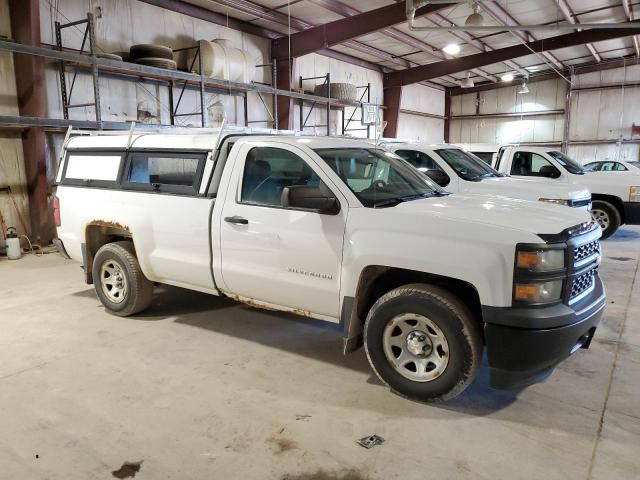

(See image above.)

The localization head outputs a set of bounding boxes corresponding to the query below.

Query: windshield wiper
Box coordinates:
[470,172,495,181]
[372,192,443,208]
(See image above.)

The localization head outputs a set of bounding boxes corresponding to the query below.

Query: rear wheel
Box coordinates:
[591,200,621,239]
[92,241,153,316]
[364,284,483,402]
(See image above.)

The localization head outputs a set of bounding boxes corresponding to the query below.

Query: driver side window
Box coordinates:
[240,147,321,207]
[395,149,450,187]
[511,151,559,177]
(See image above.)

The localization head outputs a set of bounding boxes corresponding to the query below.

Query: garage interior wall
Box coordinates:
[396,83,445,143]
[449,78,566,148]
[0,0,29,247]
[449,65,640,164]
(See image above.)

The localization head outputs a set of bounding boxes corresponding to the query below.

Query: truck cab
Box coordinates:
[54,129,605,402]
[382,143,592,212]
[496,145,640,238]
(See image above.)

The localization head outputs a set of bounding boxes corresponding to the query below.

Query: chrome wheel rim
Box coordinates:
[100,259,127,304]
[591,209,610,230]
[382,313,449,383]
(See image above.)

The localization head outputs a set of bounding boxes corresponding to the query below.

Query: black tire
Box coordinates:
[92,241,153,317]
[96,53,123,61]
[129,44,174,60]
[364,284,483,402]
[591,200,621,239]
[313,82,357,101]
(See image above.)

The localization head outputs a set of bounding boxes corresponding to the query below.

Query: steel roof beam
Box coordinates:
[555,0,601,62]
[308,0,497,83]
[479,1,564,70]
[385,21,640,87]
[622,0,640,57]
[271,2,455,60]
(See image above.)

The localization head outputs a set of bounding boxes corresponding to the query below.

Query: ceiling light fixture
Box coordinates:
[465,2,484,27]
[443,43,461,56]
[461,72,474,88]
[501,73,515,82]
[518,79,530,94]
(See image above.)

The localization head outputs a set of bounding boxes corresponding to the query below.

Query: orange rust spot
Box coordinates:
[220,289,311,317]
[87,220,131,233]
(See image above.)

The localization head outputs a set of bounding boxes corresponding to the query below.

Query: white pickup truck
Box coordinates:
[54,129,605,402]
[381,143,592,212]
[495,146,640,238]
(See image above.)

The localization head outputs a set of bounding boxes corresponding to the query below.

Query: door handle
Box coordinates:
[224,215,249,225]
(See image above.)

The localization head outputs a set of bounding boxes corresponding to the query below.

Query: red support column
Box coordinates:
[383,82,402,138]
[275,58,294,131]
[9,0,52,244]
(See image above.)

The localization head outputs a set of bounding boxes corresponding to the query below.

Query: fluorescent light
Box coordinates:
[443,43,461,55]
[501,73,515,82]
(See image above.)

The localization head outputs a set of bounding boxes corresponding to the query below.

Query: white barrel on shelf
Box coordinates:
[191,39,255,83]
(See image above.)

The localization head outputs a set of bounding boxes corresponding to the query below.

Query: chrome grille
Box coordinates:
[574,240,600,264]
[571,270,595,300]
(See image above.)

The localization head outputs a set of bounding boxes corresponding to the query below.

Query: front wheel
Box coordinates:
[364,284,483,402]
[92,241,153,316]
[591,200,621,239]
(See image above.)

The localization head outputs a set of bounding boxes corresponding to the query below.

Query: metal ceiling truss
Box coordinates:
[384,20,640,87]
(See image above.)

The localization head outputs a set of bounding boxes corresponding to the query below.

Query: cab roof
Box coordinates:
[65,131,380,152]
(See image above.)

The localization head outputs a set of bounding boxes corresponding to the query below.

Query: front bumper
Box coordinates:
[623,201,640,224]
[482,276,605,389]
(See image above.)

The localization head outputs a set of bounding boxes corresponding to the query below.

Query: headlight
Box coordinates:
[629,186,640,202]
[516,248,565,273]
[539,198,571,206]
[514,280,564,303]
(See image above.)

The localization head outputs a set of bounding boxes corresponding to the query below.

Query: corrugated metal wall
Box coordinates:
[295,53,384,137]
[450,79,566,146]
[450,67,640,164]
[0,0,30,247]
[396,83,445,143]
[567,64,640,164]
[41,0,272,128]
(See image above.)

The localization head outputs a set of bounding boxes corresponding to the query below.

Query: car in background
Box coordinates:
[382,142,592,213]
[584,159,640,172]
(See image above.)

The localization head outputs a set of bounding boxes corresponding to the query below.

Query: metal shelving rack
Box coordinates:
[54,13,101,128]
[0,14,375,133]
[298,73,373,137]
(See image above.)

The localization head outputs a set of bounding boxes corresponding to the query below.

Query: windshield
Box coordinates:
[547,151,586,174]
[314,148,444,208]
[628,161,640,170]
[435,148,501,181]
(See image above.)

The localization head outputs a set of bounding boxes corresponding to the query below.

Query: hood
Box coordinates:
[471,176,591,201]
[393,193,592,236]
[584,170,640,181]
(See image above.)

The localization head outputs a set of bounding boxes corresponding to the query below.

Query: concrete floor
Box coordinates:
[1,229,639,480]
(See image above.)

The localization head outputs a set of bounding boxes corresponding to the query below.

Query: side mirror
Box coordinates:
[282,184,339,214]
[539,165,561,179]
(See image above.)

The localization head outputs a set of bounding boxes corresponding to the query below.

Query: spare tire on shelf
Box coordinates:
[313,82,357,101]
[134,57,177,70]
[129,44,174,61]
[96,53,123,61]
